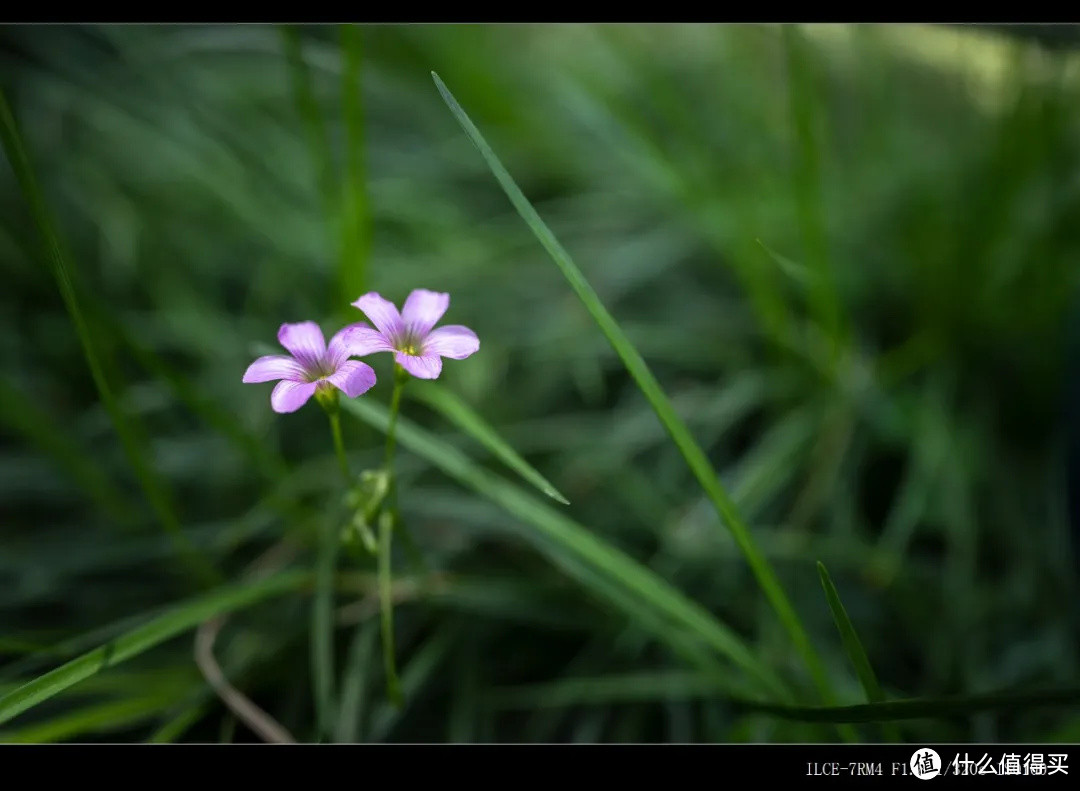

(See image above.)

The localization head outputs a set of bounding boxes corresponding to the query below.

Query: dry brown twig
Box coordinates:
[193,539,301,744]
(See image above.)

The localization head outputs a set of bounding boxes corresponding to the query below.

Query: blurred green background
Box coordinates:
[1,23,1079,743]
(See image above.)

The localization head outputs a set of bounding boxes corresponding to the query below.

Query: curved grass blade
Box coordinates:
[0,87,219,588]
[817,561,901,741]
[341,398,788,701]
[431,72,832,705]
[408,381,569,505]
[0,570,307,726]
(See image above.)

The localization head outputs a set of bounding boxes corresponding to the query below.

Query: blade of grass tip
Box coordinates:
[817,561,901,741]
[0,570,307,726]
[313,509,340,741]
[430,72,832,705]
[341,397,788,702]
[339,22,370,307]
[0,88,219,589]
[756,238,814,291]
[408,381,570,505]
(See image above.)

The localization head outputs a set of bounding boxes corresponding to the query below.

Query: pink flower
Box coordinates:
[343,289,479,379]
[243,321,377,413]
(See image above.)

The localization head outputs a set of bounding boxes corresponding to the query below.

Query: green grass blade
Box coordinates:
[341,397,788,700]
[339,22,370,306]
[367,624,458,742]
[818,561,902,740]
[490,671,730,710]
[378,511,403,708]
[0,87,219,589]
[334,621,378,743]
[312,511,340,740]
[816,562,884,702]
[491,673,1080,724]
[431,72,830,703]
[756,238,814,291]
[0,570,307,726]
[146,699,211,744]
[781,24,846,355]
[0,693,186,743]
[408,381,570,505]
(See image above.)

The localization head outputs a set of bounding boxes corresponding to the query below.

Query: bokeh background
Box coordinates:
[1,23,1079,743]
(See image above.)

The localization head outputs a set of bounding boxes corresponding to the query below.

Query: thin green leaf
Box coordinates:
[818,561,901,740]
[431,72,830,704]
[408,381,569,505]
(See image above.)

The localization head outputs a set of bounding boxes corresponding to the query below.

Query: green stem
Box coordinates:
[383,365,407,471]
[328,408,350,482]
[383,367,429,576]
[375,365,409,707]
[378,511,403,708]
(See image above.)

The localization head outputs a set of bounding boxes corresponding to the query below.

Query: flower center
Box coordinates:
[399,341,422,356]
[304,358,335,383]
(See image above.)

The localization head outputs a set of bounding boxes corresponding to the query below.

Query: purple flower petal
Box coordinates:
[326,323,366,368]
[242,355,306,383]
[424,325,479,360]
[277,322,326,372]
[340,324,396,357]
[396,352,442,380]
[327,360,377,398]
[402,289,450,339]
[351,293,404,342]
[270,379,318,413]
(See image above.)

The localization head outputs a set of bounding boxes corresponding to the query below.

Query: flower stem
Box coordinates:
[328,409,350,482]
[382,365,428,575]
[383,364,407,471]
[378,510,403,708]
[375,365,410,707]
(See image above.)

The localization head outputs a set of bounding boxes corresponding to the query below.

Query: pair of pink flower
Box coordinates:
[243,290,479,413]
